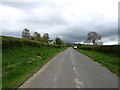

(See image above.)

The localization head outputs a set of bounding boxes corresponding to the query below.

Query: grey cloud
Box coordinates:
[21,15,68,26]
[1,2,44,9]
[2,30,21,38]
[50,20,118,43]
[1,2,56,12]
[1,1,118,45]
[109,36,117,41]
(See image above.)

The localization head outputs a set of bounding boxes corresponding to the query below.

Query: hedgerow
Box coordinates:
[77,45,120,55]
[2,36,59,49]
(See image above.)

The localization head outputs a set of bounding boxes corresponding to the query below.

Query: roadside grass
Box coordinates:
[77,49,119,76]
[2,45,67,88]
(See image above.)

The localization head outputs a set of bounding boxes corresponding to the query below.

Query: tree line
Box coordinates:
[22,28,64,45]
[22,28,103,46]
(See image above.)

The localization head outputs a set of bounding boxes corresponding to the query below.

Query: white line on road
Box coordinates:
[73,67,76,71]
[53,78,57,82]
[74,78,84,88]
[70,49,85,88]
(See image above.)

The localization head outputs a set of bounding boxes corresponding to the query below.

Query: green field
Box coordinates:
[2,36,67,88]
[77,49,119,76]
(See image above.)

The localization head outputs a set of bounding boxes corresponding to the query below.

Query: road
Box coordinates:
[20,47,118,88]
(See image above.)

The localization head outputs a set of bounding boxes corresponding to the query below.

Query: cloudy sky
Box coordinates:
[0,0,119,45]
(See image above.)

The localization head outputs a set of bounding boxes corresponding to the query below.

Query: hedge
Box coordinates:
[78,45,120,56]
[2,36,59,49]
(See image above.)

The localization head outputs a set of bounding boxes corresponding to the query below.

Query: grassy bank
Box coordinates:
[2,36,67,88]
[3,46,66,88]
[77,49,119,76]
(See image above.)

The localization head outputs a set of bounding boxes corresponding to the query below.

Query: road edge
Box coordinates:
[18,48,67,88]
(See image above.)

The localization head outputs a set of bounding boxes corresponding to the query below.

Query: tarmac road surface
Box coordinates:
[19,47,118,88]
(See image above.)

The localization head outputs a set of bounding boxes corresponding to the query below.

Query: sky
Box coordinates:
[0,0,119,45]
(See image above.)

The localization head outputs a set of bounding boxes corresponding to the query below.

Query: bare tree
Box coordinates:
[85,32,103,45]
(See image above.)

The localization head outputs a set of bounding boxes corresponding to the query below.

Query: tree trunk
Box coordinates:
[92,40,96,45]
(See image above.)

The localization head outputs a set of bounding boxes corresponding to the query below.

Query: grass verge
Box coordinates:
[77,49,119,76]
[2,45,67,88]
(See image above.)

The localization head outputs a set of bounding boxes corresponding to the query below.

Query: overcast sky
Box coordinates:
[0,0,119,45]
